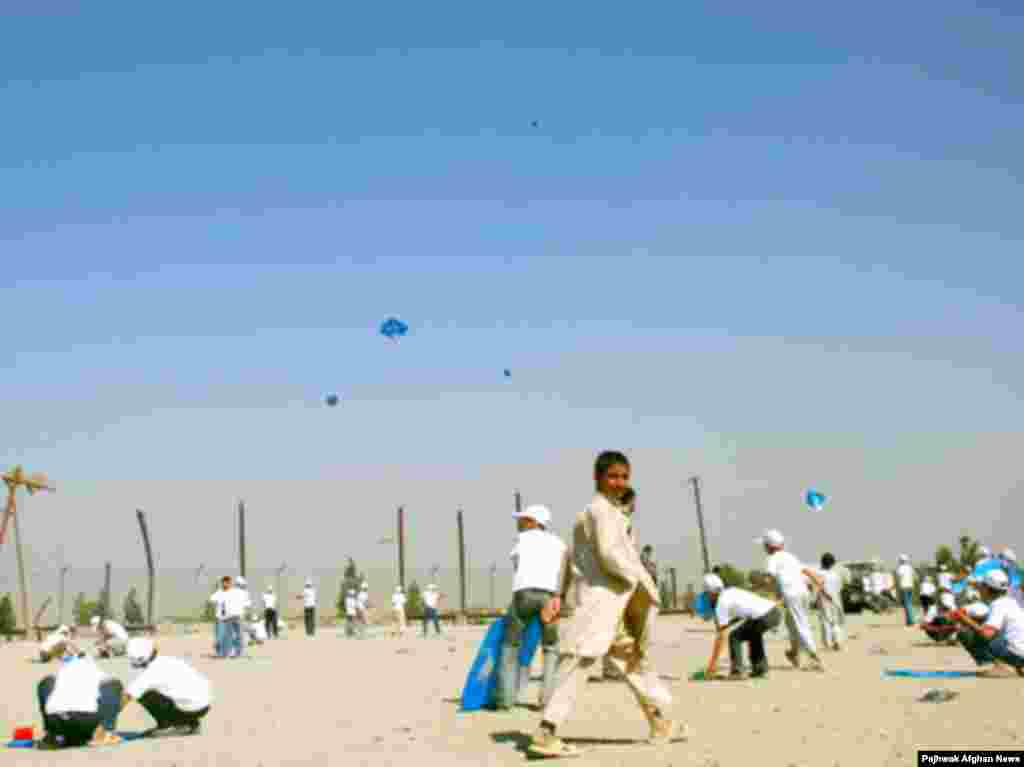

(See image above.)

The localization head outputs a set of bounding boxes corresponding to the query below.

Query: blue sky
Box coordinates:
[2,3,1022,609]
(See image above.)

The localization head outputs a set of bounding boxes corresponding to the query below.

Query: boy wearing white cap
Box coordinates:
[298,579,317,637]
[263,585,278,639]
[948,570,1024,678]
[90,616,129,658]
[702,573,782,678]
[391,586,407,637]
[895,555,917,626]
[756,529,827,671]
[344,589,359,638]
[496,504,568,710]
[122,638,212,736]
[422,583,443,637]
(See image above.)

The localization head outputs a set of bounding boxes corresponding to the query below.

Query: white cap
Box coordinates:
[394,585,403,591]
[1001,548,1017,563]
[979,546,992,558]
[966,603,990,619]
[703,573,725,593]
[514,504,552,528]
[236,576,247,586]
[266,585,274,592]
[983,570,1009,591]
[127,637,155,668]
[754,529,785,547]
[305,579,313,586]
[90,616,101,627]
[939,593,955,610]
[898,554,909,563]
[939,564,948,571]
[427,583,437,590]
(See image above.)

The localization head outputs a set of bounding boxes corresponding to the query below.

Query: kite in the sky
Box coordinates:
[805,490,827,512]
[324,393,340,408]
[503,369,511,378]
[379,317,409,342]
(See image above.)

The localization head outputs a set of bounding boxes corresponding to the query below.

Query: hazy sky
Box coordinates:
[2,3,1022,611]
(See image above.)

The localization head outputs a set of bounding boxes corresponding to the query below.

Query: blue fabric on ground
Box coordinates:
[883,669,977,678]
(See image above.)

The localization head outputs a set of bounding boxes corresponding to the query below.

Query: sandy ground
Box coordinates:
[2,610,1022,766]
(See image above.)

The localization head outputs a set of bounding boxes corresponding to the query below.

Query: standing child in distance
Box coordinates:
[392,586,407,637]
[816,553,844,651]
[496,504,568,711]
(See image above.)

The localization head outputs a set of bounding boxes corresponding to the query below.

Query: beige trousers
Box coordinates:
[393,608,407,635]
[542,648,671,728]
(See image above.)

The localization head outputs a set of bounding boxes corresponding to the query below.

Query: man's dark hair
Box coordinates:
[712,565,722,575]
[821,553,836,570]
[642,545,653,555]
[594,451,630,478]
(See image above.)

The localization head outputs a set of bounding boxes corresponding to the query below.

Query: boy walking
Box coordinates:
[496,504,568,710]
[263,586,278,639]
[422,584,443,637]
[816,553,844,651]
[530,451,682,758]
[391,586,407,637]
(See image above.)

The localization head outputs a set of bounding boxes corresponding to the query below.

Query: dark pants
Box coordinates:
[304,607,316,636]
[265,609,278,638]
[958,629,1024,669]
[422,606,442,636]
[138,690,210,729]
[38,676,123,747]
[900,589,916,626]
[920,595,934,613]
[729,607,782,673]
[503,589,559,649]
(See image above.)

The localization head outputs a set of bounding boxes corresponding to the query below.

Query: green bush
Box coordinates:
[405,581,424,619]
[0,594,16,636]
[123,587,145,625]
[73,592,100,626]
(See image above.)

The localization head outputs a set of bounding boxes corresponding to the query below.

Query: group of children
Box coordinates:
[33,637,212,750]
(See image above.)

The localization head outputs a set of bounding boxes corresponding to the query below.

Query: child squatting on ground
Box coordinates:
[529,451,685,759]
[496,503,568,711]
[702,573,783,678]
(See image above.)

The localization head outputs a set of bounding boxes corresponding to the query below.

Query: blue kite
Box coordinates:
[324,393,340,408]
[379,317,409,342]
[806,489,827,512]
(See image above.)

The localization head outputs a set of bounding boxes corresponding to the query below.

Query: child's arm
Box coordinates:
[590,505,653,593]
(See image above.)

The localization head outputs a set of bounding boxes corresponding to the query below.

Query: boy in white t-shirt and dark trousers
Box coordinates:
[756,529,827,672]
[36,652,123,749]
[422,584,443,637]
[895,555,917,626]
[496,504,568,710]
[949,569,1024,678]
[122,638,213,736]
[701,573,782,678]
[298,579,317,637]
[391,586,407,637]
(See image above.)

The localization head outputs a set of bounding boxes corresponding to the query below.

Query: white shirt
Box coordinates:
[344,595,358,617]
[938,572,953,590]
[249,621,268,641]
[210,588,248,620]
[920,581,937,597]
[870,572,887,595]
[45,656,107,715]
[302,586,317,608]
[511,529,567,594]
[985,595,1024,657]
[714,588,776,626]
[263,592,277,610]
[128,656,212,713]
[358,591,369,610]
[392,592,406,610]
[423,589,440,609]
[765,550,809,599]
[100,620,129,642]
[819,570,843,605]
[896,564,915,590]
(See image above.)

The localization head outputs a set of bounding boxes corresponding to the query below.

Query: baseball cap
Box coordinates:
[90,616,101,627]
[983,570,1009,591]
[754,529,785,547]
[898,554,909,563]
[1001,548,1017,563]
[703,573,725,593]
[939,593,955,610]
[127,637,155,668]
[514,504,552,528]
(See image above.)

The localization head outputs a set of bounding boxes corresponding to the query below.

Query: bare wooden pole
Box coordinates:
[397,506,406,590]
[238,500,247,579]
[12,501,31,632]
[102,562,112,620]
[456,509,467,613]
[690,476,712,574]
[136,510,156,625]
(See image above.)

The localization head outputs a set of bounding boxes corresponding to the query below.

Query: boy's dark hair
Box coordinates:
[821,553,836,570]
[594,451,630,478]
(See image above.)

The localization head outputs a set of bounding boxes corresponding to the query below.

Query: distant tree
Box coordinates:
[0,594,15,636]
[658,579,673,609]
[405,581,424,619]
[341,557,364,596]
[123,587,145,626]
[96,584,115,622]
[201,580,218,622]
[959,535,981,572]
[715,563,747,589]
[73,592,99,626]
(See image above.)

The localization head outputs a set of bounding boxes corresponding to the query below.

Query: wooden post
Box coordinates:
[58,565,70,625]
[238,500,247,579]
[397,506,406,590]
[33,597,52,641]
[514,490,522,516]
[12,504,31,632]
[456,509,467,614]
[102,562,112,620]
[136,510,156,625]
[690,477,711,574]
[670,567,679,609]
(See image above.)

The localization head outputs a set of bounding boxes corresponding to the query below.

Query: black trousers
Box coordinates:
[304,607,316,636]
[138,690,210,729]
[37,676,123,747]
[920,595,934,613]
[265,609,278,638]
[729,607,782,671]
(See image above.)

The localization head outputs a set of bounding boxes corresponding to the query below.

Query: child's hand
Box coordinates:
[541,596,561,624]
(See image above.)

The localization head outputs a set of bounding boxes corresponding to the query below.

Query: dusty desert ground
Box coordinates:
[2,610,1022,767]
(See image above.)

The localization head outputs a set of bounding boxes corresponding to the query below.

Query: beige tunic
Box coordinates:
[560,494,660,659]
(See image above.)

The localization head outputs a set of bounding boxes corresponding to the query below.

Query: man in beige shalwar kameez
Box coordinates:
[529,451,686,758]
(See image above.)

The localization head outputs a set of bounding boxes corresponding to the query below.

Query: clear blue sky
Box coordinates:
[2,3,1022,605]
